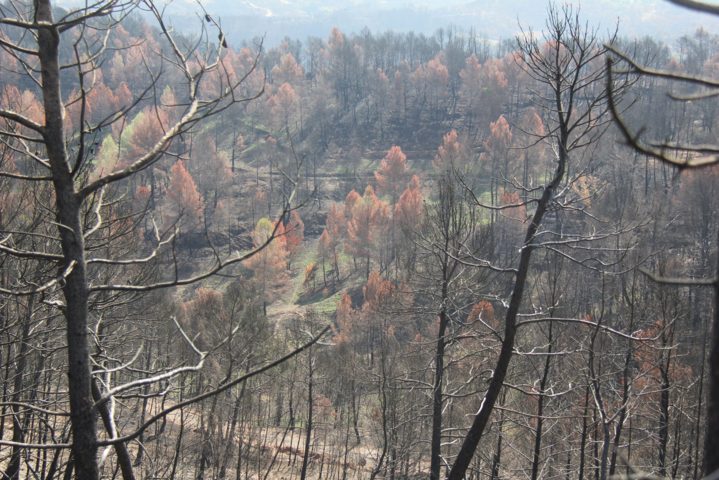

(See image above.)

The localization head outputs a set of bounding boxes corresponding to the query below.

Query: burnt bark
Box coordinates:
[448,146,565,479]
[36,1,98,477]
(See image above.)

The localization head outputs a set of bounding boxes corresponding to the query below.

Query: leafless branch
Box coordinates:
[96,325,331,446]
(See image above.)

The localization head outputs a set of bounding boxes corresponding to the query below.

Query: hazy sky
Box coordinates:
[191,0,719,44]
[56,0,719,45]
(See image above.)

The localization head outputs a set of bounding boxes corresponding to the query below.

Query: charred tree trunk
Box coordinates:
[530,320,553,480]
[91,380,136,480]
[703,263,719,476]
[300,355,315,480]
[37,1,98,477]
[3,296,33,480]
[448,134,567,480]
[430,310,448,480]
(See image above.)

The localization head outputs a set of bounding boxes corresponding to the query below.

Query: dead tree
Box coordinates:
[607,1,719,475]
[0,2,327,479]
[448,4,621,478]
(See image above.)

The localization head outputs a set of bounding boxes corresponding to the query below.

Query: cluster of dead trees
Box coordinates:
[1,0,719,479]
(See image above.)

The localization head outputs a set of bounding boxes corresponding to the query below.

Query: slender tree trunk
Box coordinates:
[4,296,33,480]
[430,310,448,480]
[578,385,590,480]
[0,291,10,442]
[610,280,637,477]
[658,363,670,476]
[351,378,360,445]
[490,404,505,480]
[196,394,220,480]
[448,136,567,480]
[530,320,553,480]
[703,252,719,476]
[62,460,74,480]
[694,310,708,480]
[608,349,631,477]
[262,423,292,480]
[599,422,611,480]
[370,352,390,480]
[219,381,247,478]
[593,414,599,480]
[565,449,572,480]
[134,345,153,467]
[671,411,683,478]
[235,391,251,480]
[37,1,98,477]
[341,404,351,480]
[170,405,185,480]
[91,380,136,480]
[300,356,315,480]
[333,250,341,282]
[626,415,633,478]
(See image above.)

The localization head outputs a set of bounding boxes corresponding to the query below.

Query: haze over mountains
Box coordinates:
[152,0,719,45]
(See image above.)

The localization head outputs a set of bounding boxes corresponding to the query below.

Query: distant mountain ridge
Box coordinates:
[60,0,719,45]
